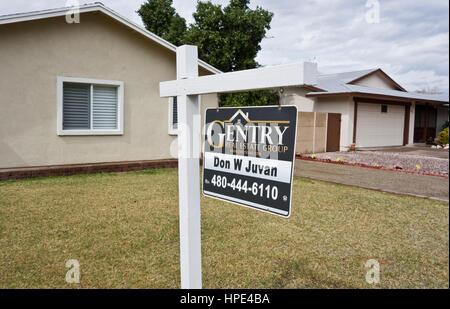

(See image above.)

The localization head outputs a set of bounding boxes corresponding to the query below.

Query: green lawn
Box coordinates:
[0,169,448,289]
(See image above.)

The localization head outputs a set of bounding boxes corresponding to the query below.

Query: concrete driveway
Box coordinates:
[294,159,449,202]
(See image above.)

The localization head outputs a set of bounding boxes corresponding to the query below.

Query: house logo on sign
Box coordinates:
[205,109,291,158]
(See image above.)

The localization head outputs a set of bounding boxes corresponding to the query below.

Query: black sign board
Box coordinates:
[202,106,298,217]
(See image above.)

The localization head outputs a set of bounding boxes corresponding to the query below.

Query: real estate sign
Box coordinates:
[202,106,298,217]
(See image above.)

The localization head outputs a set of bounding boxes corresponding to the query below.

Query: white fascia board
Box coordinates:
[0,3,99,24]
[0,3,222,75]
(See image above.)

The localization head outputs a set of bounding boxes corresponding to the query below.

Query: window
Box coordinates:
[167,96,203,135]
[57,77,124,135]
[168,96,178,135]
[381,105,388,113]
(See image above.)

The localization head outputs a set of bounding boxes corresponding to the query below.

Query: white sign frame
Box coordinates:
[159,45,315,289]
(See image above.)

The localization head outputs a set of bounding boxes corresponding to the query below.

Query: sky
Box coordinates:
[1,0,449,93]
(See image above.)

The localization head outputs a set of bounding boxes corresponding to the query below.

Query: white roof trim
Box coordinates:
[306,86,449,103]
[0,2,222,75]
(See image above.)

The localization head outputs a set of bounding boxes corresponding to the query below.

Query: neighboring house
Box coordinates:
[282,68,449,150]
[0,3,220,170]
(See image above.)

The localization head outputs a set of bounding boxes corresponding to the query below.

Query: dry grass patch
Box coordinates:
[0,169,448,288]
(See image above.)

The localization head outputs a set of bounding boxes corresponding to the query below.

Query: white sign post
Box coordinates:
[160,45,316,289]
[175,46,202,289]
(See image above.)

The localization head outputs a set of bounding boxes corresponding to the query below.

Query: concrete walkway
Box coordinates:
[294,160,449,202]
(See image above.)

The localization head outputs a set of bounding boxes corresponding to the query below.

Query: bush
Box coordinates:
[438,127,449,145]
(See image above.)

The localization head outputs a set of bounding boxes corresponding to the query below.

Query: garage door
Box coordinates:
[356,103,405,147]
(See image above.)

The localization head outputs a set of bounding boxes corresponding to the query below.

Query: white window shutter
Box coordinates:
[63,83,90,130]
[92,86,118,130]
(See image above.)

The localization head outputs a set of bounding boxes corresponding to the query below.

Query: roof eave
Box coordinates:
[305,91,449,104]
[303,85,327,92]
[347,68,407,92]
[0,3,100,25]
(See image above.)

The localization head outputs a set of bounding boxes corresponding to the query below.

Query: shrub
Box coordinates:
[438,127,449,145]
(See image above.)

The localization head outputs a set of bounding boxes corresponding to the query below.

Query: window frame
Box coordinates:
[168,96,178,136]
[57,76,124,136]
[168,96,203,136]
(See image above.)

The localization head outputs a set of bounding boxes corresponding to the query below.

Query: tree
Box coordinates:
[185,0,278,106]
[137,0,187,46]
[138,0,279,106]
[416,86,443,95]
[185,0,273,72]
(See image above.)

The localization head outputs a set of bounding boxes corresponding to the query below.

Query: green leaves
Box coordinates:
[138,0,278,107]
[219,90,280,107]
[137,0,187,46]
[186,0,273,73]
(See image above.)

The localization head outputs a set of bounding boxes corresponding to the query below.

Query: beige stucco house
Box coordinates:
[0,3,220,171]
[281,68,449,151]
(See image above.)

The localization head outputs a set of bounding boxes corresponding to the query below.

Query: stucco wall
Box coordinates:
[0,12,218,169]
[314,97,353,150]
[352,71,402,91]
[281,87,316,111]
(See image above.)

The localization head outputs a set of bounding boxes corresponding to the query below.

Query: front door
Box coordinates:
[326,113,341,152]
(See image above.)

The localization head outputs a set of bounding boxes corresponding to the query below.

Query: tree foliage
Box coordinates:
[218,90,279,107]
[138,0,279,107]
[137,0,187,46]
[185,0,273,72]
